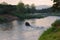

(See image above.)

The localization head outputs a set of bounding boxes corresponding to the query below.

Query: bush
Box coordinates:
[52,20,60,27]
[0,16,7,23]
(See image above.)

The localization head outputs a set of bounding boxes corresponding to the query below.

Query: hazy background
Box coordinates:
[0,0,53,6]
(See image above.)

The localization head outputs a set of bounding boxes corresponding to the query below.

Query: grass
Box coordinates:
[38,20,60,40]
[38,27,60,40]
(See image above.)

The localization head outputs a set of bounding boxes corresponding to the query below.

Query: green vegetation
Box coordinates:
[0,2,36,14]
[0,2,44,23]
[38,20,60,40]
[52,0,60,12]
[53,0,60,8]
[0,0,60,23]
[17,2,25,13]
[0,16,8,23]
[52,20,60,27]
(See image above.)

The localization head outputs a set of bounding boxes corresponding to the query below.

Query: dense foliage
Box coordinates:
[0,2,36,15]
[52,0,60,12]
[0,4,16,15]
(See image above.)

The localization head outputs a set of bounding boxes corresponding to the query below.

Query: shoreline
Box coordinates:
[0,14,43,23]
[0,14,18,23]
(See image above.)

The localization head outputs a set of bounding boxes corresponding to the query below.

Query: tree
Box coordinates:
[0,2,8,5]
[52,0,60,12]
[25,4,31,13]
[52,0,59,3]
[52,0,60,8]
[0,4,16,15]
[30,4,36,13]
[17,2,25,13]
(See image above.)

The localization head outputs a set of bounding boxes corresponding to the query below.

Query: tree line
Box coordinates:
[0,0,60,15]
[0,2,36,15]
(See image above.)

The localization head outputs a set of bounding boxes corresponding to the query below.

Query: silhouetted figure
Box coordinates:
[25,22,31,26]
[25,22,44,30]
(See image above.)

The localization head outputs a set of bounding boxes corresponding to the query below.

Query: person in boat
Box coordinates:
[25,22,31,26]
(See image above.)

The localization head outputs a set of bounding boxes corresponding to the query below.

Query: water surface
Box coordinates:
[0,16,60,40]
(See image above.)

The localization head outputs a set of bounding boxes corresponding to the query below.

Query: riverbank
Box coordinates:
[38,20,60,40]
[16,14,44,19]
[0,14,43,23]
[0,13,60,23]
[0,14,18,23]
[38,27,60,40]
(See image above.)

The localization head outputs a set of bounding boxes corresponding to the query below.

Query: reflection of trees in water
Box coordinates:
[0,22,13,31]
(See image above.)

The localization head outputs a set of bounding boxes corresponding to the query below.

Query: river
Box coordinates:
[0,16,60,40]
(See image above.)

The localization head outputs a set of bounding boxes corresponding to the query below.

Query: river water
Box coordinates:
[0,16,60,40]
